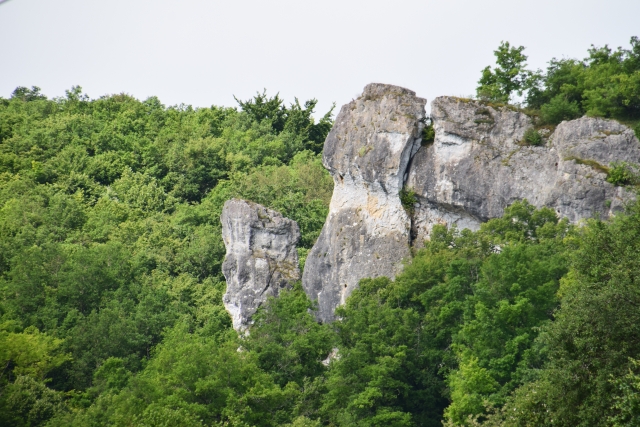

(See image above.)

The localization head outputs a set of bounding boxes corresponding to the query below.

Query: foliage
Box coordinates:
[488,201,640,426]
[608,358,640,427]
[399,188,418,215]
[521,128,543,145]
[321,276,442,427]
[607,161,640,186]
[243,284,335,388]
[445,238,568,424]
[0,324,69,380]
[312,201,571,427]
[0,375,64,427]
[234,90,334,155]
[478,36,640,127]
[3,36,640,425]
[421,121,435,145]
[0,86,334,425]
[477,42,531,103]
[0,323,69,426]
[539,94,582,124]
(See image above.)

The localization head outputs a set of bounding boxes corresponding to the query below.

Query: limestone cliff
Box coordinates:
[407,97,640,245]
[301,83,426,323]
[221,199,300,331]
[302,86,640,323]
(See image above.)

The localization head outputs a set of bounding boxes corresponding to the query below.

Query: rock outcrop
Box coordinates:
[302,86,640,322]
[407,97,640,245]
[221,199,300,331]
[301,83,426,323]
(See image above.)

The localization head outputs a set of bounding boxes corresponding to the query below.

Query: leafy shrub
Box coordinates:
[490,201,640,426]
[399,187,418,215]
[522,128,543,145]
[607,161,640,186]
[422,122,435,145]
[608,359,640,427]
[540,94,582,124]
[479,37,640,135]
[476,41,529,103]
[0,86,335,424]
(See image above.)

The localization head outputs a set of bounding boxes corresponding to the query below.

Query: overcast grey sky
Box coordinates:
[1,0,639,116]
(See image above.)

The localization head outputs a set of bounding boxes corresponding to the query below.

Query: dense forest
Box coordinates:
[1,37,639,426]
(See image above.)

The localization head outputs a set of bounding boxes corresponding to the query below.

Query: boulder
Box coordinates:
[221,199,300,331]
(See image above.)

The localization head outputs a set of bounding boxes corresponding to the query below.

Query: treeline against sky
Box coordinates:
[477,36,640,137]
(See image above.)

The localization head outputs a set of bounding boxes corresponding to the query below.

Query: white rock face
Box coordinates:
[407,97,640,246]
[221,199,300,331]
[301,83,426,323]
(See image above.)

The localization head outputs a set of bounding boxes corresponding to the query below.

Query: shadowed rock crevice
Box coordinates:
[221,199,300,331]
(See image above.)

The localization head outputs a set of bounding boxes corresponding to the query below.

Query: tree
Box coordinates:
[235,90,288,133]
[244,284,334,388]
[477,41,531,103]
[445,240,568,424]
[0,85,334,423]
[10,86,46,102]
[235,90,334,155]
[0,324,69,427]
[522,36,640,127]
[492,201,640,426]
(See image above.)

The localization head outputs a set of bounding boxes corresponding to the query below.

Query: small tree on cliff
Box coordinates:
[477,41,531,103]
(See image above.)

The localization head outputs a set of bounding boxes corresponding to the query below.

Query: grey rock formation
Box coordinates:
[302,83,426,323]
[407,97,640,245]
[221,199,300,331]
[302,87,640,323]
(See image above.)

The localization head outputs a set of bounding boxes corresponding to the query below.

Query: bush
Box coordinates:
[522,128,543,145]
[422,122,435,145]
[540,95,582,124]
[399,188,418,215]
[607,161,639,186]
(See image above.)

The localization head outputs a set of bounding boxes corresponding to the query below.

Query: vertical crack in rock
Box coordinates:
[406,96,640,246]
[302,83,426,323]
[403,135,422,247]
[221,199,301,332]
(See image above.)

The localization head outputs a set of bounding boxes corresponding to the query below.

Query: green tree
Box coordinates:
[608,359,640,427]
[235,90,334,155]
[321,277,435,427]
[244,284,334,388]
[0,324,69,427]
[477,41,531,103]
[445,239,568,424]
[492,201,640,426]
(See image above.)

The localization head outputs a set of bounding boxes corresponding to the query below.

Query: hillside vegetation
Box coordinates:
[1,37,640,426]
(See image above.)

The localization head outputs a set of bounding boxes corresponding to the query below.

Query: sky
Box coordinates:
[1,0,639,117]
